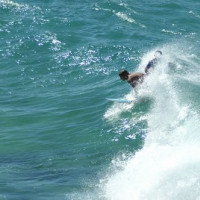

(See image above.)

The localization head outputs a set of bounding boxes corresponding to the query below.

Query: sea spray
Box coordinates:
[103,43,200,200]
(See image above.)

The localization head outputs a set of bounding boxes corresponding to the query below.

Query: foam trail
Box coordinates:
[104,90,136,120]
[94,4,145,28]
[103,42,200,200]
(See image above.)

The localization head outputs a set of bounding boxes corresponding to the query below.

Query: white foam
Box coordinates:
[162,29,182,35]
[189,10,200,19]
[94,4,145,28]
[0,0,41,11]
[103,42,200,199]
[104,143,200,200]
[115,12,136,23]
[104,90,136,120]
[114,11,145,28]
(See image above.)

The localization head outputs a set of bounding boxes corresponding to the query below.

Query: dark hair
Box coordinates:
[119,70,129,77]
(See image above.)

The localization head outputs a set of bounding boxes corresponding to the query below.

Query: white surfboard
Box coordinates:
[106,98,134,103]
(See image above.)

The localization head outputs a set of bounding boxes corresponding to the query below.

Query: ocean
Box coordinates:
[1,0,200,199]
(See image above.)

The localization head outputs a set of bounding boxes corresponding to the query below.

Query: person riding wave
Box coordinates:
[119,50,162,88]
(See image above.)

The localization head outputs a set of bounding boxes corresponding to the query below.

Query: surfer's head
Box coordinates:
[119,70,129,80]
[154,50,162,58]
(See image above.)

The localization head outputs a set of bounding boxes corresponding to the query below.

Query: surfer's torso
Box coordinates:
[127,72,144,88]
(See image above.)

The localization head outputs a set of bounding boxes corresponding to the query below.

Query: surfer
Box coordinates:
[119,50,162,88]
[118,70,144,88]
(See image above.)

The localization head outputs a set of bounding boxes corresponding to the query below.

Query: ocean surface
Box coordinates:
[1,0,200,199]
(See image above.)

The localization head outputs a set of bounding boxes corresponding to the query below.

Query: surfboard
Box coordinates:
[106,98,134,103]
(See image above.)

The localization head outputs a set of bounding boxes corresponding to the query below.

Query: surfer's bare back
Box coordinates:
[119,70,144,88]
[119,50,162,88]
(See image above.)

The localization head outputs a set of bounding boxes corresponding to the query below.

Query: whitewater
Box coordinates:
[103,43,200,200]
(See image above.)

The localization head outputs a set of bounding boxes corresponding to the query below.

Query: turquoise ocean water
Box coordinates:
[1,0,200,199]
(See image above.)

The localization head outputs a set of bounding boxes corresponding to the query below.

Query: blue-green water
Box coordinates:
[1,0,200,199]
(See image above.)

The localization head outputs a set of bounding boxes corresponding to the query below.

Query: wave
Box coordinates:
[103,42,200,200]
[93,2,145,28]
